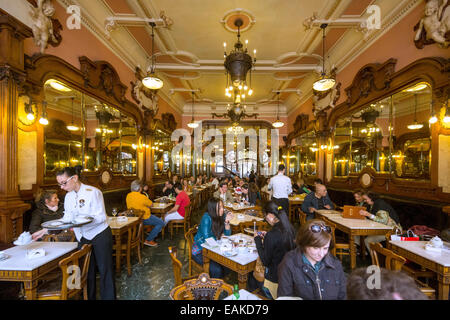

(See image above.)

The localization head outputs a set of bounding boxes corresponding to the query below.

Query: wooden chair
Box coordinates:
[239,219,270,236]
[369,242,436,299]
[36,244,92,300]
[42,229,76,242]
[327,221,350,261]
[298,210,307,226]
[113,219,143,276]
[184,224,203,277]
[168,246,198,287]
[169,272,233,300]
[167,204,191,240]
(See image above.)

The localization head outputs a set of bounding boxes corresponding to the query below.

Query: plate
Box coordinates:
[223,250,238,257]
[48,220,64,227]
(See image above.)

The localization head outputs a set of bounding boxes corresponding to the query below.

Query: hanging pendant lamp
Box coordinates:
[313,24,336,92]
[407,93,424,130]
[272,92,284,128]
[67,97,80,131]
[187,91,199,128]
[142,22,163,90]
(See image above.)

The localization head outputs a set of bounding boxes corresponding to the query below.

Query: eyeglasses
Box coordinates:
[58,175,74,186]
[310,224,331,233]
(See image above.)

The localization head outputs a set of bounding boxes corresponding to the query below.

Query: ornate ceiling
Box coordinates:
[53,0,422,118]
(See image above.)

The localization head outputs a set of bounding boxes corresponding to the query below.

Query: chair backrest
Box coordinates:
[42,230,76,242]
[325,220,338,256]
[123,208,146,218]
[58,244,92,299]
[369,242,406,271]
[239,219,270,234]
[184,224,198,253]
[170,272,233,300]
[128,219,143,248]
[168,246,183,287]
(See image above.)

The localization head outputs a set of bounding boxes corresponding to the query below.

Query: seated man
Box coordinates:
[292,178,311,195]
[164,183,190,225]
[162,180,177,197]
[301,184,334,220]
[126,179,164,247]
[240,183,257,206]
[213,181,235,203]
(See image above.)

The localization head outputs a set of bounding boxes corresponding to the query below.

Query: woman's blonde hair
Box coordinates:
[296,219,334,252]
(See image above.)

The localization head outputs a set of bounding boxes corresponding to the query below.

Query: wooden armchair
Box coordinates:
[168,246,198,287]
[369,242,435,299]
[327,221,350,261]
[167,203,191,240]
[42,229,76,242]
[184,225,203,277]
[239,220,270,236]
[113,219,143,276]
[169,272,233,300]
[36,244,92,300]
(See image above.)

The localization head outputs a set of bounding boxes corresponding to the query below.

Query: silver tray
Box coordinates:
[41,216,94,230]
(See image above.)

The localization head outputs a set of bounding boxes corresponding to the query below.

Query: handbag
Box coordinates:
[253,257,265,282]
[390,229,419,241]
[191,242,202,256]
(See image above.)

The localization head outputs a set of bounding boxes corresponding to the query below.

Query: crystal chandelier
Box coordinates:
[223,18,256,104]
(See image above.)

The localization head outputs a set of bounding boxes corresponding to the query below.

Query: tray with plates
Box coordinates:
[41,215,94,230]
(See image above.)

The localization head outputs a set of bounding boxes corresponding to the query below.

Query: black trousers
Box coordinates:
[78,226,116,300]
[272,197,289,216]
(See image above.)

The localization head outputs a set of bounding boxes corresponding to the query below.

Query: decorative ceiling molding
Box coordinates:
[104,12,172,39]
[220,8,256,33]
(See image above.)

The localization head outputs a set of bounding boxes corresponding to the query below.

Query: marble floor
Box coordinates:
[0,204,373,300]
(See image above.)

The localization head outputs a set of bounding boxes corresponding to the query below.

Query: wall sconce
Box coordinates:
[39,101,49,125]
[24,100,36,122]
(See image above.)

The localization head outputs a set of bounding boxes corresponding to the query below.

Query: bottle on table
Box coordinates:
[232,284,240,300]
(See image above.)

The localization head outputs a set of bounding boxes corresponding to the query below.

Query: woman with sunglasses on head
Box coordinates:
[191,197,234,278]
[277,219,346,300]
[56,166,115,300]
[251,202,296,299]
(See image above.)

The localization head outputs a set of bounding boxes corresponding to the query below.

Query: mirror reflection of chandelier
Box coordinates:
[223,18,256,104]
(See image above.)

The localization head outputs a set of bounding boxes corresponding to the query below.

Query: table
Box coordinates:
[108,216,140,274]
[315,211,393,269]
[201,233,258,290]
[150,202,174,216]
[0,242,78,299]
[288,195,305,222]
[389,241,450,300]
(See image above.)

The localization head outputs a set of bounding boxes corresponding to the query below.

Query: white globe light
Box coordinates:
[142,75,163,90]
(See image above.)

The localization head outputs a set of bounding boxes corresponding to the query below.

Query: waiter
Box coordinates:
[268,164,292,215]
[56,166,115,300]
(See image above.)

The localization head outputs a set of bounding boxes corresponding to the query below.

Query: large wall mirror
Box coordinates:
[43,79,138,179]
[294,131,318,177]
[152,129,172,177]
[332,81,432,180]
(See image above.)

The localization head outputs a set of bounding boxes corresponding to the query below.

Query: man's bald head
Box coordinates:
[315,184,327,197]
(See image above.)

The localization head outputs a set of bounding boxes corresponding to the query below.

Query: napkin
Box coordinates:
[117,216,128,223]
[205,237,219,248]
[16,231,32,245]
[26,248,46,259]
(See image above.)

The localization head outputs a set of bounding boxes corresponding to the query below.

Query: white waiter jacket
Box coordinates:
[63,183,109,241]
[268,173,292,199]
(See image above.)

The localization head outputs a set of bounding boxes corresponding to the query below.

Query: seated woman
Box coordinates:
[30,189,65,240]
[358,192,403,252]
[141,182,150,198]
[251,202,296,299]
[192,198,233,278]
[277,219,347,300]
[195,176,203,186]
[240,184,257,206]
[292,178,311,195]
[182,178,192,193]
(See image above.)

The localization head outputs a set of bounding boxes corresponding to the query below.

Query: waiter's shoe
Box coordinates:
[144,240,158,247]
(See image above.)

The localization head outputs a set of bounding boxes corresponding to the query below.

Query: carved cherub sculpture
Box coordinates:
[131,67,159,116]
[30,0,57,53]
[415,0,449,47]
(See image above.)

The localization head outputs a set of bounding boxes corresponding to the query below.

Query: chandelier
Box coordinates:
[223,18,256,104]
[313,23,336,92]
[212,103,257,127]
[142,22,163,90]
[407,93,424,130]
[187,91,199,128]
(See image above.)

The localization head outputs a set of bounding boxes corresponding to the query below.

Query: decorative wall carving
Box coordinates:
[131,67,159,117]
[293,114,309,132]
[344,59,397,107]
[414,0,450,49]
[313,80,341,117]
[161,113,177,132]
[29,0,62,53]
[79,56,127,105]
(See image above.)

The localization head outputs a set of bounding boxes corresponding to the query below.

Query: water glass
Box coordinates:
[112,208,118,217]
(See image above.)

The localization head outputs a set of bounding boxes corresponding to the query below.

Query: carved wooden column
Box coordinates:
[0,12,32,243]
